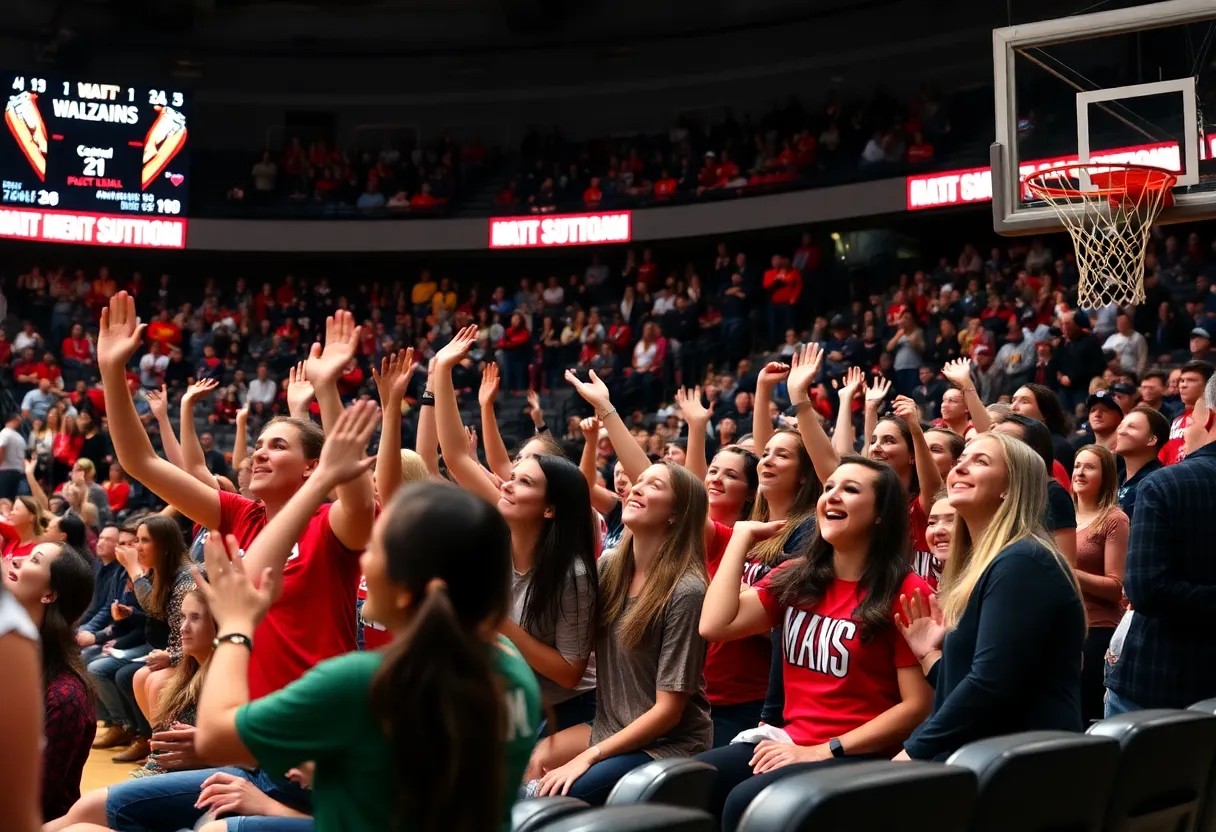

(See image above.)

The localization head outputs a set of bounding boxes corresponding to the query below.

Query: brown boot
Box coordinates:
[92,724,133,749]
[111,736,151,763]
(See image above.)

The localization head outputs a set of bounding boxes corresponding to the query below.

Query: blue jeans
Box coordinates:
[545,690,596,736]
[1104,687,1143,719]
[89,645,151,726]
[117,658,153,736]
[566,751,653,806]
[224,818,314,832]
[106,766,312,832]
[710,700,765,749]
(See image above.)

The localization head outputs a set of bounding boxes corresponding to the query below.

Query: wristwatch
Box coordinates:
[829,738,845,758]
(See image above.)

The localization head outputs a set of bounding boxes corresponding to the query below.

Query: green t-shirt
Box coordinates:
[235,636,541,832]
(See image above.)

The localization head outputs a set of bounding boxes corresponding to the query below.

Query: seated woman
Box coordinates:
[896,432,1086,761]
[697,457,934,831]
[5,541,96,821]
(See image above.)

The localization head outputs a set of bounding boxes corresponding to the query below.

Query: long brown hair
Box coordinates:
[599,461,708,649]
[1072,443,1120,525]
[37,543,95,689]
[154,589,214,727]
[749,429,820,566]
[369,482,512,832]
[138,515,189,618]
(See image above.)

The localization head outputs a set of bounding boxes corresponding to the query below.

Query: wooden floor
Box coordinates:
[81,724,142,794]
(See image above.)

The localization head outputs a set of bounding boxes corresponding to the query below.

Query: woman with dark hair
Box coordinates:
[189,409,540,831]
[46,510,88,552]
[1012,383,1077,479]
[435,327,599,730]
[697,456,933,831]
[98,514,193,763]
[6,540,96,820]
[0,579,41,832]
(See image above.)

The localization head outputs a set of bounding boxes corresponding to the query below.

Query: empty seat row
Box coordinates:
[516,706,1216,832]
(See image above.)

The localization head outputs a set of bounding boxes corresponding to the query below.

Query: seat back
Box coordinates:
[606,758,716,810]
[511,796,589,832]
[736,760,976,832]
[537,804,714,832]
[1188,701,1216,832]
[947,730,1120,832]
[1088,709,1216,832]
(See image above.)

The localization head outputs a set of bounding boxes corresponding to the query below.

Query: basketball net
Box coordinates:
[1023,163,1176,309]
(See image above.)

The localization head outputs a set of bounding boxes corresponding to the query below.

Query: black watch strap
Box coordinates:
[829,737,845,758]
[214,633,253,652]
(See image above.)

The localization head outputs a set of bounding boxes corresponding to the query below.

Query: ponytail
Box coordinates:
[370,581,504,832]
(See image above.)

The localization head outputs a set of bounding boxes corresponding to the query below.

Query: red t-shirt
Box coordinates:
[216,491,361,698]
[703,521,776,707]
[61,337,91,362]
[1051,459,1072,493]
[1160,408,1191,465]
[907,496,940,590]
[755,566,928,750]
[0,522,36,566]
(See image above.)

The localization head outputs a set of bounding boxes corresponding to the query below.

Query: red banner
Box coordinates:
[488,211,632,249]
[0,206,186,248]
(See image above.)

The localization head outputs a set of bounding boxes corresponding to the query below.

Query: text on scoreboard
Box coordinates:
[0,72,189,224]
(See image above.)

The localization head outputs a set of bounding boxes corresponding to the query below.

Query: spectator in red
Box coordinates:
[61,325,93,369]
[410,184,438,208]
[762,255,802,344]
[583,177,603,208]
[209,387,240,425]
[38,354,63,388]
[102,463,130,514]
[497,312,532,395]
[653,170,678,200]
[253,282,275,322]
[637,248,659,291]
[0,330,11,368]
[1159,360,1215,465]
[338,358,364,402]
[276,275,296,307]
[145,310,181,350]
[906,131,934,164]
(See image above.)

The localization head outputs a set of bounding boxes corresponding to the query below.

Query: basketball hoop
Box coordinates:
[1022,162,1176,309]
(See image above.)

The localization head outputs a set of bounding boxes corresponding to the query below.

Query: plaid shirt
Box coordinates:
[1106,442,1216,708]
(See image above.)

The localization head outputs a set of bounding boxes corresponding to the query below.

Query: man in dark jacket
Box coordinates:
[1056,309,1106,415]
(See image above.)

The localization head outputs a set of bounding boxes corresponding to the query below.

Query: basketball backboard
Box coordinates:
[991,0,1216,235]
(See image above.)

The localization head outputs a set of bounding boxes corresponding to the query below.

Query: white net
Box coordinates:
[1023,165,1175,309]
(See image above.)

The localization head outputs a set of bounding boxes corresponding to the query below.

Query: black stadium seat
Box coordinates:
[536,804,715,832]
[1188,700,1216,832]
[1088,709,1216,832]
[511,796,589,832]
[735,760,976,832]
[605,757,716,810]
[946,730,1120,832]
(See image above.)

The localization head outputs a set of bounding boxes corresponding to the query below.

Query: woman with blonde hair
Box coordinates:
[1070,443,1128,723]
[895,432,1085,760]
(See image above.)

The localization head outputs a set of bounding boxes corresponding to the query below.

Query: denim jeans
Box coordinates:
[1104,687,1143,719]
[224,817,314,832]
[565,751,653,806]
[117,657,153,736]
[89,645,151,726]
[709,700,765,749]
[106,766,312,832]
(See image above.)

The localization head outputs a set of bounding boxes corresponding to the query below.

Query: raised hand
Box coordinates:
[314,399,381,488]
[894,588,947,663]
[478,363,501,408]
[564,368,613,416]
[941,357,973,389]
[146,384,170,422]
[97,291,145,372]
[236,402,249,425]
[435,325,478,370]
[579,415,603,440]
[865,376,893,410]
[182,377,219,406]
[305,309,361,387]
[786,343,824,404]
[837,366,865,402]
[757,360,791,388]
[892,395,920,424]
[526,389,544,425]
[287,362,315,415]
[371,347,417,408]
[466,426,479,457]
[195,532,280,633]
[674,386,710,425]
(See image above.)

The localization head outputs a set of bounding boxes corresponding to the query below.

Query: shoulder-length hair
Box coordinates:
[599,461,708,649]
[1072,443,1120,522]
[139,514,189,618]
[766,456,910,641]
[748,429,821,566]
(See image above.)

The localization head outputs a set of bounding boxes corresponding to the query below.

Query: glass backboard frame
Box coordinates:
[991,0,1215,236]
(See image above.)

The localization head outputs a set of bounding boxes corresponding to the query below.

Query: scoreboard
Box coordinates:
[0,72,190,249]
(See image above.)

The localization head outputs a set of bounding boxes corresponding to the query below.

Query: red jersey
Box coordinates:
[907,496,940,590]
[1159,408,1192,465]
[756,567,928,751]
[61,337,91,363]
[216,491,361,698]
[703,521,776,707]
[0,521,36,566]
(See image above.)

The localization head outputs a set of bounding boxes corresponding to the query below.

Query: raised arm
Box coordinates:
[862,376,891,458]
[146,385,185,471]
[179,379,222,489]
[833,367,864,458]
[96,293,221,529]
[786,343,839,483]
[416,358,441,478]
[578,416,620,516]
[303,310,376,551]
[753,361,790,454]
[285,362,314,421]
[699,521,783,642]
[674,386,710,481]
[893,395,943,514]
[478,363,512,482]
[941,358,991,433]
[565,368,651,482]
[526,389,548,435]
[232,403,250,466]
[371,348,416,502]
[433,326,500,505]
[22,458,48,513]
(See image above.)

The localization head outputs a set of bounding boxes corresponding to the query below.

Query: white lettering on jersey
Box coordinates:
[783,606,856,679]
[504,688,531,741]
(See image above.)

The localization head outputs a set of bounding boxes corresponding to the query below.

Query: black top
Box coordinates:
[1051,434,1075,473]
[1116,459,1161,522]
[904,538,1085,761]
[1044,479,1076,532]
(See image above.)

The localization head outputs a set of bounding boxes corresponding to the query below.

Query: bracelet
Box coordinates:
[597,407,617,421]
[214,633,253,652]
[534,422,550,434]
[420,391,435,407]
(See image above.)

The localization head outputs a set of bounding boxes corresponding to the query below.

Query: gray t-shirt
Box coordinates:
[510,561,596,704]
[590,571,713,758]
[0,427,26,471]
